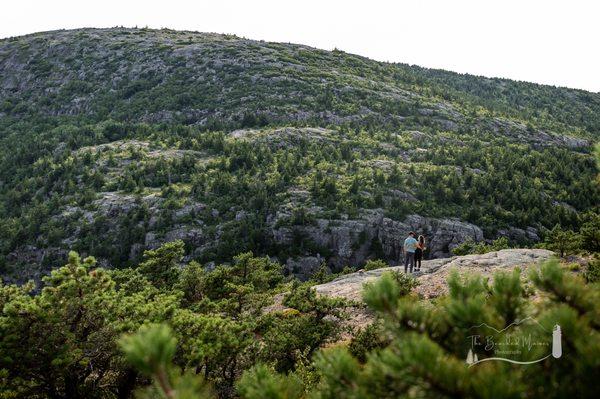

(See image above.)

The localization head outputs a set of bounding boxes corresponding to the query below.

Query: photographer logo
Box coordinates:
[466,317,561,367]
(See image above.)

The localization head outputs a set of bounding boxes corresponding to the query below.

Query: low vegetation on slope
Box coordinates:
[0,244,344,398]
[1,241,598,398]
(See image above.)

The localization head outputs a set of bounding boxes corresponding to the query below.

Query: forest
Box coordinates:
[0,28,599,397]
[1,240,599,398]
[1,29,598,281]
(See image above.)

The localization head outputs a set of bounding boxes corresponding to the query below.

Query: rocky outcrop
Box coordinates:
[378,214,484,259]
[94,192,163,217]
[230,127,339,149]
[313,248,554,301]
[484,117,590,148]
[285,255,327,280]
[5,192,485,283]
[4,246,69,285]
[497,226,540,243]
[271,209,483,274]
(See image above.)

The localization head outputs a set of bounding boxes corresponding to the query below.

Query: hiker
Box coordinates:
[403,231,418,273]
[415,235,425,271]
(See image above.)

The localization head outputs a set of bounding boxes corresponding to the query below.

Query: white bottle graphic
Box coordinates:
[552,325,562,358]
[466,349,474,364]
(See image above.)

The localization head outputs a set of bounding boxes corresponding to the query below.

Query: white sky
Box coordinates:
[1,0,599,92]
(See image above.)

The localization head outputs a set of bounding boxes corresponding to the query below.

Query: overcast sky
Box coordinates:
[2,0,599,92]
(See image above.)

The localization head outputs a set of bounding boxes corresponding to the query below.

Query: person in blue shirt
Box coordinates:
[403,231,418,273]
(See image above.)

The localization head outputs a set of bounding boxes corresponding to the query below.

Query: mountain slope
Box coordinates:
[0,28,598,282]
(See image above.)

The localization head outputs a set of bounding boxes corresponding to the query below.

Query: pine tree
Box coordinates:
[138,240,185,288]
[120,323,213,398]
[238,260,600,398]
[544,224,579,257]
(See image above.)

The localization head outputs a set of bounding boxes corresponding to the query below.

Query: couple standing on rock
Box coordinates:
[403,232,425,273]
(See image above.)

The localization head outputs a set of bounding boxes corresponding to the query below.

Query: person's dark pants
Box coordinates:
[415,249,423,271]
[404,252,415,273]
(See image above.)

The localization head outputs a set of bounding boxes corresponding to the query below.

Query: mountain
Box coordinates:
[0,27,598,282]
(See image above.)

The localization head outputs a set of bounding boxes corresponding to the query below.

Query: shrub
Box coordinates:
[390,270,420,296]
[364,259,388,271]
[348,323,390,363]
[242,259,600,398]
[584,256,600,283]
[452,236,511,256]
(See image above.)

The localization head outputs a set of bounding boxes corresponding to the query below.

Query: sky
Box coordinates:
[1,0,599,92]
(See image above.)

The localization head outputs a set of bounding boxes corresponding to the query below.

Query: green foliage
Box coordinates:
[390,270,420,296]
[451,239,476,256]
[0,252,142,398]
[0,248,343,398]
[139,240,185,288]
[363,271,419,310]
[362,272,402,313]
[348,322,390,363]
[120,323,177,376]
[452,236,511,256]
[237,364,304,399]
[534,216,599,257]
[363,259,388,271]
[309,263,332,284]
[175,261,207,305]
[241,259,600,398]
[579,212,600,252]
[283,282,344,321]
[120,323,213,399]
[1,29,599,284]
[543,224,580,257]
[584,256,600,283]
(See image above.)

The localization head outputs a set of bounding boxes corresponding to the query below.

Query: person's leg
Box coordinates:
[404,252,409,273]
[409,252,415,273]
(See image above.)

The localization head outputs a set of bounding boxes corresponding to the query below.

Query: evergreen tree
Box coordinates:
[120,323,213,399]
[544,224,579,257]
[138,240,185,288]
[238,260,600,398]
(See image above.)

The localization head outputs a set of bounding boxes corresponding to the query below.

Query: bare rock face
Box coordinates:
[497,226,540,243]
[483,117,590,148]
[285,255,326,280]
[4,246,69,285]
[378,214,484,260]
[271,209,484,275]
[93,191,164,218]
[313,248,554,302]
